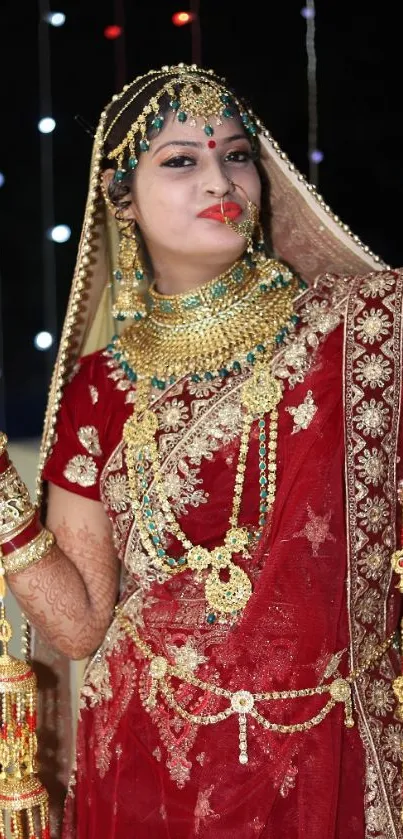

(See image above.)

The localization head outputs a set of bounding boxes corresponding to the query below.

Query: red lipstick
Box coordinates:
[197,201,242,222]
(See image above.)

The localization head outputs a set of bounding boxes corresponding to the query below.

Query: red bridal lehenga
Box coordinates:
[40,269,403,839]
[33,65,403,839]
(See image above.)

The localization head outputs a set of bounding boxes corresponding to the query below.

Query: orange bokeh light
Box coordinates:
[172,11,194,26]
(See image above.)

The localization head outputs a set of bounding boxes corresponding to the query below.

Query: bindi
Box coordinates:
[207,140,216,149]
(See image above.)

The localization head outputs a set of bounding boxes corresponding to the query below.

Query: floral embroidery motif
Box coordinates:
[77,425,102,456]
[357,449,387,487]
[293,505,336,557]
[64,454,98,487]
[158,398,189,432]
[358,543,388,581]
[366,679,395,717]
[364,760,391,835]
[103,473,131,512]
[300,299,340,335]
[382,725,403,762]
[357,496,389,533]
[361,273,395,299]
[355,354,392,389]
[355,589,381,624]
[187,378,222,398]
[353,399,390,438]
[194,785,219,834]
[167,639,208,673]
[286,390,317,433]
[355,308,392,344]
[89,385,99,404]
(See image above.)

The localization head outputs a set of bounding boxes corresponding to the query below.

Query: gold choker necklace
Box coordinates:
[110,256,300,385]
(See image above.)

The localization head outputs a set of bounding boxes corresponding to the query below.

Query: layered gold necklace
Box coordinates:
[107,255,301,621]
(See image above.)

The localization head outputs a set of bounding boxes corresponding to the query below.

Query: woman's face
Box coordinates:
[127,113,261,269]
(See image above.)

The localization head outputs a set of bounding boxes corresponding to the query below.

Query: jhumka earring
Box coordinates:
[112,224,147,321]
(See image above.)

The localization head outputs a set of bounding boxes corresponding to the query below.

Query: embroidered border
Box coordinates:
[344,270,403,838]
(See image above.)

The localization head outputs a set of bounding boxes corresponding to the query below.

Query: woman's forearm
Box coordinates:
[6,520,119,660]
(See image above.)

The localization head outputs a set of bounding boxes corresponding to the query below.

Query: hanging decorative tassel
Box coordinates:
[0,576,50,837]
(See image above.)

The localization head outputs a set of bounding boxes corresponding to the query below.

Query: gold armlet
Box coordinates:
[0,530,55,576]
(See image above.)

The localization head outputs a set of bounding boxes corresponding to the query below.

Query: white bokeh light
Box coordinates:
[48,224,71,243]
[34,331,54,351]
[46,12,66,26]
[0,173,5,188]
[38,117,56,134]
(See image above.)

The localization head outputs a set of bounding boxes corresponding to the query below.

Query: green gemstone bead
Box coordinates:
[114,169,125,182]
[139,139,149,151]
[177,111,187,122]
[128,157,138,170]
[170,99,180,111]
[152,116,164,129]
[246,352,255,364]
[205,371,214,381]
[152,535,160,544]
[218,368,228,378]
[261,490,268,498]
[207,613,216,624]
[259,283,268,292]
[291,314,300,325]
[135,270,144,280]
[204,124,214,136]
[114,269,122,281]
[256,344,265,353]
[232,361,241,372]
[222,107,233,118]
[191,374,201,382]
[259,461,265,470]
[259,476,267,485]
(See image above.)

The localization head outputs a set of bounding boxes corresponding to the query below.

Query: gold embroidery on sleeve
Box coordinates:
[78,425,103,456]
[63,455,98,487]
[89,385,99,404]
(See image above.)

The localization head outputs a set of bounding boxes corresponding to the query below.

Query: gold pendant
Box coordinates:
[124,410,158,450]
[242,368,282,417]
[204,563,252,614]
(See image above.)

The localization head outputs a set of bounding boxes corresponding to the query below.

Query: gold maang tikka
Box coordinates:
[104,67,258,179]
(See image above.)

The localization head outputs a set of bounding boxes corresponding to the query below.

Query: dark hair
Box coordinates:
[102,73,274,261]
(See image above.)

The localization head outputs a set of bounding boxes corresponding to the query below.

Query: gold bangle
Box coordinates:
[2,529,55,576]
[0,466,36,541]
[0,511,37,546]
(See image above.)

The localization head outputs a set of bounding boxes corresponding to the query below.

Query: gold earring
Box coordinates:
[112,224,147,321]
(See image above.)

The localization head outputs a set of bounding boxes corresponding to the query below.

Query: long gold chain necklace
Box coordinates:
[117,257,301,620]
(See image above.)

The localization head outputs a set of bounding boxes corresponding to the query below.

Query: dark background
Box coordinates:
[0,1,402,438]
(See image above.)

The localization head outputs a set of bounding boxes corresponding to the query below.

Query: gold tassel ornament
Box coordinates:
[0,598,50,838]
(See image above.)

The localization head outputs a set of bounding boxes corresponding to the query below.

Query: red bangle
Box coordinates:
[0,514,42,556]
[0,450,10,474]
